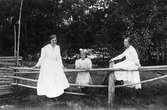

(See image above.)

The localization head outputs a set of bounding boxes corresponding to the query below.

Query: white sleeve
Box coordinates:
[112,50,126,61]
[57,46,64,68]
[87,59,92,69]
[35,47,45,67]
[131,47,141,67]
[75,60,80,69]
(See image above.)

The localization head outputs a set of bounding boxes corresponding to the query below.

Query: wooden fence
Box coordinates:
[0,56,22,96]
[1,65,167,106]
[0,67,14,95]
[0,56,22,66]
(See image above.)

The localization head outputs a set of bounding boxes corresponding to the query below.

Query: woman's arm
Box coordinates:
[87,59,92,69]
[75,60,80,69]
[110,50,126,62]
[131,47,141,67]
[57,46,64,68]
[35,47,45,67]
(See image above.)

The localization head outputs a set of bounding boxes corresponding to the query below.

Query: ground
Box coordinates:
[1,77,167,110]
[0,86,167,110]
[1,62,167,110]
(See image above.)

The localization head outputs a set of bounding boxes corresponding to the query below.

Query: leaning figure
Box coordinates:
[109,37,141,89]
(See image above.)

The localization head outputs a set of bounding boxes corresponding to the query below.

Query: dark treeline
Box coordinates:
[0,0,167,66]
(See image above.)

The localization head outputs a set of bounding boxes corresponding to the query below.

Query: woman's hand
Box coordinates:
[109,61,115,68]
[136,63,141,67]
[109,59,113,63]
[32,65,39,69]
[63,66,66,69]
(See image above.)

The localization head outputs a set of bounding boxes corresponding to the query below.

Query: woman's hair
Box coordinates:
[76,53,80,59]
[124,37,132,44]
[49,34,57,40]
[41,34,58,48]
[79,49,88,58]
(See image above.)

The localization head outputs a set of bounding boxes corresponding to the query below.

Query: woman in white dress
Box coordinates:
[109,37,141,89]
[75,49,93,85]
[34,34,69,98]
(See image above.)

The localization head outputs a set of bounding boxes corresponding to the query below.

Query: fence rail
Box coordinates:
[0,56,22,67]
[10,65,167,72]
[1,65,167,106]
[0,56,22,96]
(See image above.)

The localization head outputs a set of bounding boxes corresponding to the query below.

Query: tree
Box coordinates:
[0,0,167,65]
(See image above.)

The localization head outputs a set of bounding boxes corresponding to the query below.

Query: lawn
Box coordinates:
[0,62,167,110]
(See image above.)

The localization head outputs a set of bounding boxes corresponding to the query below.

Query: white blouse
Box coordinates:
[112,45,140,66]
[75,58,92,69]
[35,44,63,68]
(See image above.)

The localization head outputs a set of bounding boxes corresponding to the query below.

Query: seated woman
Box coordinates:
[75,49,93,93]
[109,37,141,89]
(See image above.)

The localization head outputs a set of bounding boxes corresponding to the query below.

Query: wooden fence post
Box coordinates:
[108,71,115,107]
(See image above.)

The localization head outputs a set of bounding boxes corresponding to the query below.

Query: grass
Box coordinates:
[1,80,167,110]
[1,73,167,110]
[1,62,167,109]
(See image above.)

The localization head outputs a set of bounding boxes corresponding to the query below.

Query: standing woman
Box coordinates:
[75,49,93,85]
[34,34,69,98]
[75,49,93,93]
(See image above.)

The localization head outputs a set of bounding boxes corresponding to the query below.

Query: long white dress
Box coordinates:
[75,58,93,85]
[112,45,141,89]
[35,44,69,98]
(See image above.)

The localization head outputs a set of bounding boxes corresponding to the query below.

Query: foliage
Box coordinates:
[0,0,167,65]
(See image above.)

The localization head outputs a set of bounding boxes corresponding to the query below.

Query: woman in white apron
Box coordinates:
[35,34,69,98]
[75,49,93,93]
[75,49,93,85]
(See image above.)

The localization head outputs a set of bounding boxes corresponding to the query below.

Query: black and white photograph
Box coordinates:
[0,0,167,110]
